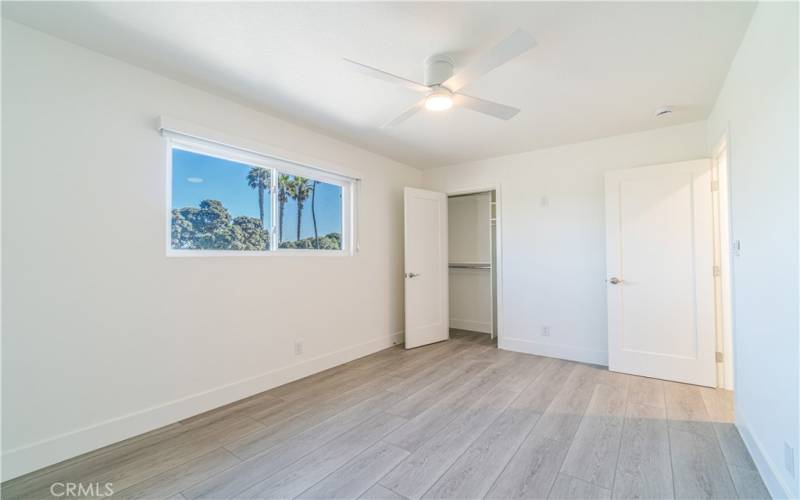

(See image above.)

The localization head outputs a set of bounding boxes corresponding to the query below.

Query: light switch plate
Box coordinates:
[785,442,795,477]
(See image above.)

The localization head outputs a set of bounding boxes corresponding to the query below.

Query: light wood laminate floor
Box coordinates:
[3,330,770,500]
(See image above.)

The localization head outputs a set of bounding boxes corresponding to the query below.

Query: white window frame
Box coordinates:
[165,134,354,257]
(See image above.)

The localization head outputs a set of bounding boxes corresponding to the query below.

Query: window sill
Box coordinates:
[166,249,353,258]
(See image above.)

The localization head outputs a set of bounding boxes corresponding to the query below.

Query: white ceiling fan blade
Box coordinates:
[453,93,520,120]
[381,99,426,128]
[343,58,430,94]
[443,29,537,92]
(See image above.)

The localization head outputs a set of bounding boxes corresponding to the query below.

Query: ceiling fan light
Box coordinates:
[425,92,453,112]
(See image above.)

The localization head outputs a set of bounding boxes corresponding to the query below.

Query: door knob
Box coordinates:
[406,272,420,278]
[607,277,623,285]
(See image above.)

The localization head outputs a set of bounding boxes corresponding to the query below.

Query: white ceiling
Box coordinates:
[3,2,755,169]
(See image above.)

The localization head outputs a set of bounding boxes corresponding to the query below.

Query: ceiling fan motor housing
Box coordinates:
[424,54,455,87]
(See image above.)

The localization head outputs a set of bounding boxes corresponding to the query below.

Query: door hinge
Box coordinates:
[713,265,721,277]
[711,180,720,192]
[716,351,724,363]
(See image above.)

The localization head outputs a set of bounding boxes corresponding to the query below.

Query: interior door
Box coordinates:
[605,160,716,387]
[404,187,449,349]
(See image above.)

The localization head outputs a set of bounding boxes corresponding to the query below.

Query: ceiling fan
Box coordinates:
[343,29,536,127]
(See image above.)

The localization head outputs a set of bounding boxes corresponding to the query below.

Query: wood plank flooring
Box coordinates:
[2,330,770,499]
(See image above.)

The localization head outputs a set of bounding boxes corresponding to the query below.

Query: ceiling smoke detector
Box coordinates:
[655,106,673,117]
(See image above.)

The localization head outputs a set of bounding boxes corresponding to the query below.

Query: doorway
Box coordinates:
[448,190,498,345]
[403,186,502,350]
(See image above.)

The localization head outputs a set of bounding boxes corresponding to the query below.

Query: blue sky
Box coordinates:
[172,149,342,240]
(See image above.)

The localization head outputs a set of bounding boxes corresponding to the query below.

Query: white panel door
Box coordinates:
[605,160,716,387]
[404,187,449,349]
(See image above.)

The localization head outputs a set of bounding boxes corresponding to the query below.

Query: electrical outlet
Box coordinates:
[540,196,549,207]
[294,339,304,356]
[786,442,796,477]
[541,326,551,337]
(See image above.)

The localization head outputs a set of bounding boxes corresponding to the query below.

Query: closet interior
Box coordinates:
[448,190,498,342]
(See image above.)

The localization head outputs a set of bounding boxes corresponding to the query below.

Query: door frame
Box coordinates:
[445,184,504,347]
[713,132,735,389]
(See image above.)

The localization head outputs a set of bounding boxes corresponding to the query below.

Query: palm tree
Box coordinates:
[246,167,270,229]
[293,177,312,241]
[310,180,319,249]
[278,175,293,243]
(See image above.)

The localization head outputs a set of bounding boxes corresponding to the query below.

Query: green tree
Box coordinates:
[279,232,341,250]
[192,199,238,249]
[292,177,312,241]
[278,175,294,243]
[171,207,199,249]
[310,180,319,249]
[318,232,341,250]
[232,216,269,250]
[171,199,269,251]
[246,167,271,230]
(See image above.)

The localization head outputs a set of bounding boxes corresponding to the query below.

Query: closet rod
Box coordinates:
[449,263,492,269]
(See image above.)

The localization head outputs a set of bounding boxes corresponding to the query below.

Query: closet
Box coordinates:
[448,191,498,340]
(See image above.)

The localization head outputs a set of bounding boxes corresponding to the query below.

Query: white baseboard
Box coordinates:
[450,318,492,334]
[736,410,794,499]
[499,336,608,366]
[2,331,404,481]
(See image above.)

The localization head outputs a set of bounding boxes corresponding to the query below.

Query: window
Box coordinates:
[276,174,343,250]
[167,136,353,256]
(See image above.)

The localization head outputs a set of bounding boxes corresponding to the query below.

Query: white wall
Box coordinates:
[448,193,492,334]
[1,20,422,480]
[448,194,491,264]
[706,3,799,497]
[424,121,708,365]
